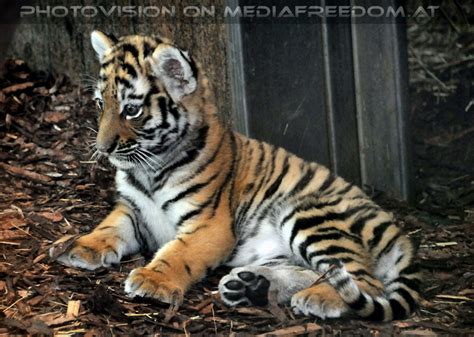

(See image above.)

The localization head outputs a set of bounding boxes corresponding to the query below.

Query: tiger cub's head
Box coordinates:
[90,31,213,170]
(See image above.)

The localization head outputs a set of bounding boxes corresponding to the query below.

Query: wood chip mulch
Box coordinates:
[0,56,473,336]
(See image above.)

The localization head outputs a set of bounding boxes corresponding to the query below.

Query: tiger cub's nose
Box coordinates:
[96,137,118,154]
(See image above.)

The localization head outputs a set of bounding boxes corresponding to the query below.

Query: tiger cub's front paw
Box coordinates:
[124,267,184,305]
[49,233,121,270]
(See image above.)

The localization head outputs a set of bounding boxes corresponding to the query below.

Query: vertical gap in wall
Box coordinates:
[391,17,412,201]
[321,10,337,175]
[225,0,249,135]
[350,11,368,190]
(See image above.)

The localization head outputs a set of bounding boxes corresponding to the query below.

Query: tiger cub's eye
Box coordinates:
[123,104,143,119]
[95,98,104,111]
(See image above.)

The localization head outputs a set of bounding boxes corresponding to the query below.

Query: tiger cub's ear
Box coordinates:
[149,45,197,102]
[90,30,116,61]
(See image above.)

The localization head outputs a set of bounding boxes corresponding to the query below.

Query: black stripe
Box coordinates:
[239,148,275,225]
[144,86,161,106]
[101,58,114,68]
[350,269,373,278]
[128,93,144,100]
[368,221,393,248]
[142,125,158,135]
[289,167,316,196]
[263,148,278,188]
[263,156,290,200]
[290,215,331,246]
[184,264,192,276]
[389,298,407,320]
[290,199,345,224]
[348,293,368,311]
[178,50,199,78]
[396,287,417,313]
[255,142,266,173]
[175,238,186,246]
[162,173,218,211]
[187,131,225,179]
[376,234,401,259]
[366,300,385,321]
[319,173,336,193]
[349,269,384,290]
[118,194,156,258]
[122,43,140,60]
[235,173,268,228]
[226,133,239,214]
[395,254,404,265]
[298,232,346,261]
[104,135,119,154]
[147,75,157,86]
[106,33,118,43]
[306,245,360,264]
[157,96,170,128]
[140,114,152,126]
[168,100,180,120]
[122,63,138,78]
[280,209,298,229]
[313,227,363,244]
[314,257,353,270]
[115,76,132,89]
[211,154,235,211]
[251,156,291,224]
[176,209,202,228]
[143,41,154,57]
[188,56,199,79]
[122,210,148,256]
[312,232,347,241]
[234,143,270,227]
[289,204,368,247]
[181,224,209,235]
[153,125,209,188]
[126,172,151,198]
[336,183,354,196]
[333,276,352,291]
[175,198,213,228]
[159,259,170,267]
[97,225,114,231]
[350,211,378,236]
[244,183,254,194]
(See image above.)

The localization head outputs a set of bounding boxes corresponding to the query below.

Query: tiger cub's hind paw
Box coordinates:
[219,268,270,307]
[291,283,348,319]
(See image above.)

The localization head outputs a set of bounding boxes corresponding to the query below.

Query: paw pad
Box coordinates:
[219,270,270,307]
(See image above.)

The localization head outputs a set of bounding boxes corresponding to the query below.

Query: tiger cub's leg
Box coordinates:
[50,203,140,270]
[125,219,235,304]
[219,259,321,307]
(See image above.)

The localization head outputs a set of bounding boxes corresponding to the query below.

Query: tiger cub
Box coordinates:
[50,31,421,321]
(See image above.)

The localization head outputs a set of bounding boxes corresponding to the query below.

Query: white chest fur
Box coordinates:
[115,170,181,247]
